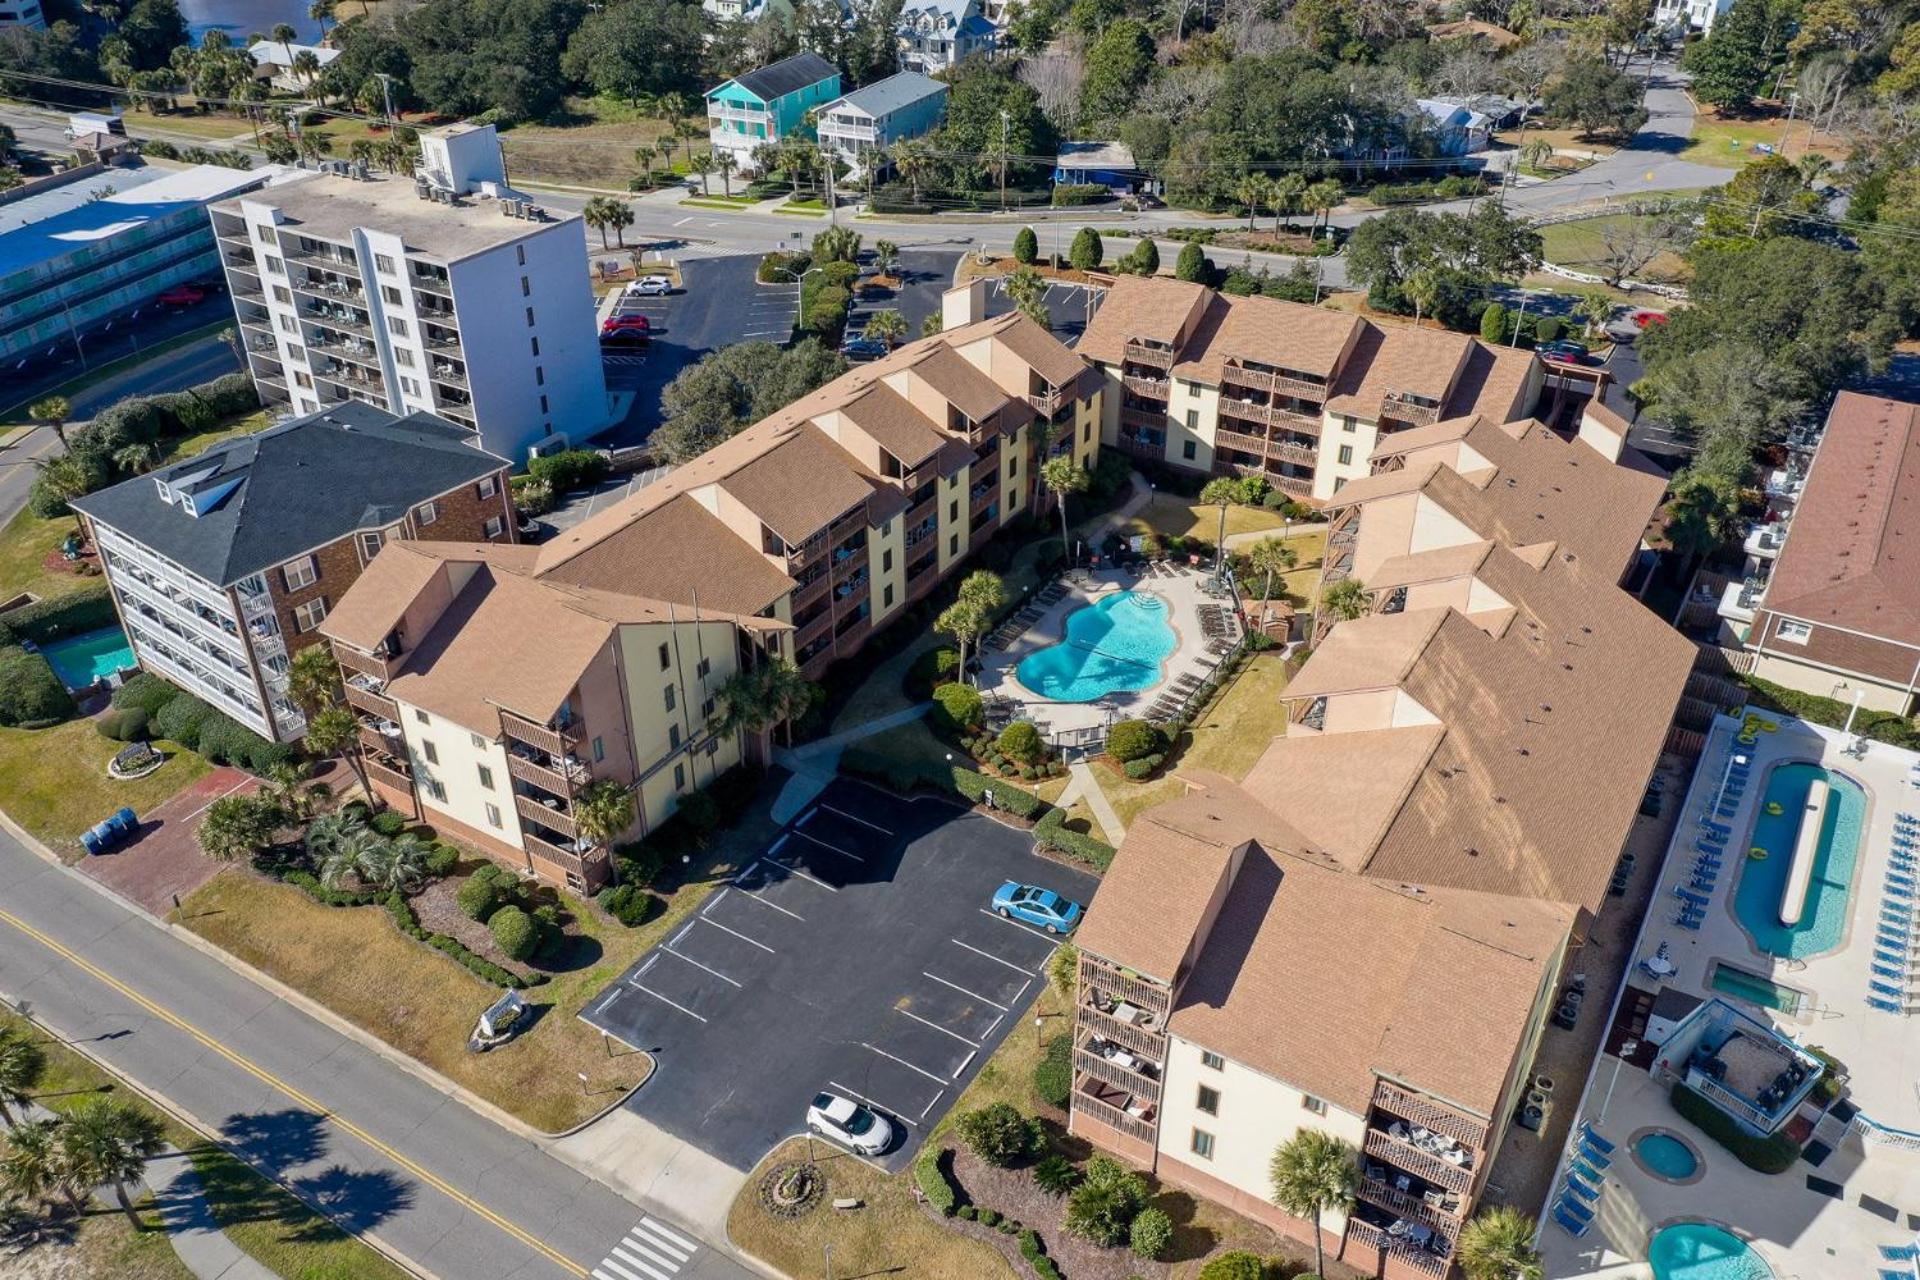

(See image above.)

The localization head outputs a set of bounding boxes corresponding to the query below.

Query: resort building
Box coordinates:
[321,293,1099,889]
[318,542,783,892]
[897,0,996,73]
[211,122,611,462]
[705,52,842,174]
[72,404,515,745]
[1069,405,1691,1279]
[1076,277,1551,504]
[1731,391,1920,714]
[815,72,949,180]
[0,163,282,365]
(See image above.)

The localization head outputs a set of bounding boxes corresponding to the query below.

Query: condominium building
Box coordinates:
[1077,276,1550,504]
[72,404,515,744]
[1732,391,1920,713]
[321,292,1099,890]
[1,163,281,365]
[705,52,842,173]
[1069,406,1690,1279]
[211,122,610,462]
[816,71,949,179]
[0,0,44,28]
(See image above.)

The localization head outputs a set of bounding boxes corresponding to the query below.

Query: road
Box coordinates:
[0,828,759,1280]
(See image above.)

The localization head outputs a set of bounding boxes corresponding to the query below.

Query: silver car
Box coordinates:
[806,1092,893,1155]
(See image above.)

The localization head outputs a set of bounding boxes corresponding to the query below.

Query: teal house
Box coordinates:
[706,51,842,174]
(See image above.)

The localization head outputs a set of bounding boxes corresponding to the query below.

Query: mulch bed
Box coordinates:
[412,876,509,965]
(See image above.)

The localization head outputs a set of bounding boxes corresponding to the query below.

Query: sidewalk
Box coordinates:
[770,702,930,822]
[1058,761,1126,844]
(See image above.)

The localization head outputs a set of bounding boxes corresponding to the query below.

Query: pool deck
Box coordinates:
[975,564,1234,737]
[1541,711,1920,1280]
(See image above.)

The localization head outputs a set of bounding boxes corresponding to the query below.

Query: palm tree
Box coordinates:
[286,643,343,717]
[715,151,737,198]
[316,824,389,889]
[302,706,372,807]
[60,1099,164,1228]
[294,128,333,166]
[1267,1129,1358,1280]
[1245,535,1298,607]
[574,779,637,851]
[864,308,908,348]
[34,455,95,536]
[892,138,933,203]
[0,1119,63,1208]
[690,151,714,195]
[348,138,375,170]
[113,441,162,476]
[712,659,815,747]
[605,200,635,247]
[1236,172,1271,230]
[634,143,656,183]
[1458,1205,1544,1280]
[582,196,615,248]
[270,21,297,41]
[304,807,371,864]
[1041,456,1090,558]
[1320,576,1371,622]
[1271,171,1306,233]
[1005,267,1049,328]
[0,1031,44,1131]
[1405,268,1440,325]
[873,238,899,277]
[353,833,432,894]
[1198,477,1240,584]
[291,48,321,94]
[260,760,319,824]
[940,571,1006,688]
[309,0,336,37]
[26,396,69,449]
[1304,178,1344,239]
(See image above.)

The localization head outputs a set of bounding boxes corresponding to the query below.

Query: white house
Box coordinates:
[1655,0,1735,33]
[897,0,996,73]
[247,40,342,93]
[1414,98,1493,156]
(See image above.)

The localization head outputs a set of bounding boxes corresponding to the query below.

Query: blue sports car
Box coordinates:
[992,882,1083,934]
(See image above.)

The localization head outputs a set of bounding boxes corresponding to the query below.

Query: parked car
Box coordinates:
[1541,350,1586,366]
[1631,310,1669,328]
[600,329,649,350]
[1537,339,1589,358]
[156,285,206,307]
[628,275,673,296]
[992,881,1083,934]
[602,314,651,337]
[840,336,888,362]
[807,1092,893,1155]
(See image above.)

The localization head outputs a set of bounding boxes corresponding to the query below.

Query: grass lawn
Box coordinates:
[1493,126,1619,155]
[1538,215,1690,284]
[127,110,256,142]
[1123,500,1292,544]
[681,197,760,210]
[0,1007,406,1280]
[496,99,699,189]
[44,1203,198,1280]
[0,720,211,858]
[1679,105,1847,169]
[161,408,275,465]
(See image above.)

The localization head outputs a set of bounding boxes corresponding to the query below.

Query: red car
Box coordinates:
[157,285,206,307]
[1632,310,1669,328]
[601,314,651,338]
[1541,350,1585,366]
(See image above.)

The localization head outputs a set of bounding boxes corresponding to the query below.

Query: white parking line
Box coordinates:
[628,980,709,1023]
[771,858,840,893]
[920,1087,946,1118]
[821,802,890,834]
[895,1006,979,1048]
[985,1012,1004,1038]
[979,906,1061,943]
[795,829,863,864]
[663,946,743,987]
[724,883,804,921]
[826,1079,920,1128]
[862,1041,949,1085]
[768,834,791,858]
[699,915,776,952]
[595,987,627,1016]
[953,937,1032,975]
[921,970,1008,1011]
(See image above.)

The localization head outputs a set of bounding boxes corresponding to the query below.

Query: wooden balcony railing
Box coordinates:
[1072,1086,1158,1143]
[363,754,414,794]
[357,723,405,757]
[1372,1082,1489,1151]
[342,682,400,721]
[786,535,828,574]
[794,610,834,651]
[1271,441,1318,467]
[1079,955,1173,1011]
[334,645,394,682]
[971,488,998,518]
[903,496,937,530]
[1357,1173,1464,1230]
[505,751,589,797]
[1362,1129,1474,1194]
[831,546,869,582]
[1381,395,1442,427]
[1122,339,1176,369]
[1222,364,1325,402]
[1122,374,1171,400]
[1074,1046,1162,1104]
[523,829,600,877]
[1027,386,1067,416]
[1346,1221,1450,1278]
[1275,474,1311,497]
[1215,427,1270,456]
[500,710,580,757]
[1075,1004,1167,1061]
[515,793,578,838]
[1119,406,1166,431]
[790,573,831,614]
[1116,434,1162,460]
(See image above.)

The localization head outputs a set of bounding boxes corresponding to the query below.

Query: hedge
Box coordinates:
[1018,1228,1063,1280]
[112,673,179,717]
[526,449,608,493]
[915,1147,958,1215]
[757,250,811,283]
[597,883,659,926]
[0,584,117,647]
[1050,183,1110,207]
[932,682,984,732]
[1106,718,1163,763]
[0,646,74,728]
[1034,1032,1072,1108]
[1033,809,1115,871]
[1739,676,1920,751]
[489,905,538,960]
[1670,1082,1801,1174]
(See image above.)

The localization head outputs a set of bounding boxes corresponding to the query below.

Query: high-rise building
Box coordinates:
[210,123,610,463]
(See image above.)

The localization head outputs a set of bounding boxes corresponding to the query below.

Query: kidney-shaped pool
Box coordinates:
[1015,591,1177,702]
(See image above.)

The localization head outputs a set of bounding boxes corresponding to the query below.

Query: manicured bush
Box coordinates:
[0,584,117,646]
[1670,1082,1801,1173]
[933,682,985,732]
[1479,301,1508,343]
[1066,1155,1149,1246]
[1197,1252,1266,1280]
[526,449,609,493]
[1051,183,1109,207]
[1034,1035,1073,1109]
[1032,1153,1080,1195]
[152,691,212,748]
[424,842,461,878]
[756,250,811,283]
[1175,239,1208,283]
[998,720,1043,765]
[599,883,658,926]
[1013,226,1039,264]
[915,1147,958,1215]
[820,259,860,289]
[489,905,538,961]
[955,1102,1038,1167]
[1018,1229,1063,1280]
[96,706,150,741]
[1129,1207,1174,1260]
[370,809,409,837]
[1121,238,1159,276]
[111,672,178,717]
[457,871,506,922]
[615,845,665,890]
[956,1204,978,1221]
[1105,719,1163,763]
[675,788,721,837]
[951,766,1043,818]
[1533,316,1564,343]
[978,1208,1001,1227]
[193,712,248,765]
[1069,227,1103,271]
[1033,809,1115,870]
[1122,752,1165,780]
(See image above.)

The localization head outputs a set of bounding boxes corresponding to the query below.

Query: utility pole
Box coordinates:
[374,72,396,132]
[1508,292,1529,348]
[998,109,1010,213]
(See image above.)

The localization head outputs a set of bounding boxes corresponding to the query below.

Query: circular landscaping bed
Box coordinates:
[758,1162,823,1218]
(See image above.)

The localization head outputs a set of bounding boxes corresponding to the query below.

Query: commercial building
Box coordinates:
[705,52,842,174]
[897,0,996,73]
[1053,141,1141,194]
[1069,406,1690,1279]
[211,122,611,463]
[1734,391,1920,714]
[1078,276,1550,504]
[816,71,948,179]
[72,404,515,744]
[322,291,1099,889]
[0,162,280,365]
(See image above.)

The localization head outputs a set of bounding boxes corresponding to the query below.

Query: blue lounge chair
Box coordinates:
[1874,963,1909,980]
[1678,913,1703,931]
[1563,1175,1600,1203]
[1553,1203,1591,1237]
[1676,886,1710,905]
[1557,1193,1595,1223]
[1878,1245,1917,1262]
[1579,1125,1615,1154]
[1702,820,1732,837]
[1870,997,1904,1013]
[1571,1157,1608,1183]
[1871,980,1909,998]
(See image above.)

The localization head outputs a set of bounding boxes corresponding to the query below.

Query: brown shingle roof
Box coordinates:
[1325,324,1473,419]
[536,497,796,617]
[1283,607,1451,699]
[1171,293,1361,385]
[1444,343,1537,421]
[908,342,1016,423]
[1075,276,1210,362]
[836,382,948,467]
[720,428,880,546]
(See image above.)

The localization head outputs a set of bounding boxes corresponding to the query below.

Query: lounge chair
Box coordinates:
[1577,1142,1612,1171]
[1562,1174,1600,1203]
[1553,1204,1590,1238]
[1869,997,1905,1014]
[1571,1158,1607,1184]
[1871,980,1909,998]
[1557,1194,1595,1224]
[1677,913,1704,931]
[1578,1125,1616,1155]
[1675,887,1710,906]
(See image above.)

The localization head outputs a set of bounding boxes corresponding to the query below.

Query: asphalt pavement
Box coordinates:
[0,828,758,1280]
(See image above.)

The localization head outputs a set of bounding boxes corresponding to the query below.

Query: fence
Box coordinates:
[1852,1112,1920,1151]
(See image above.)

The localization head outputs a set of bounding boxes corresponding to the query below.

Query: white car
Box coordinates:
[628,275,673,296]
[806,1092,893,1156]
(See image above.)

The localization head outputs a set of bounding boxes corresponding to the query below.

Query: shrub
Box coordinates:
[1032,1153,1080,1195]
[821,259,860,289]
[950,766,1043,818]
[1670,1082,1801,1173]
[1175,240,1209,283]
[1066,1156,1149,1245]
[512,476,555,517]
[1013,226,1039,264]
[457,872,505,922]
[914,1147,958,1215]
[1051,183,1109,207]
[957,1204,978,1220]
[193,712,248,765]
[96,706,150,741]
[1533,316,1564,343]
[1018,1229,1064,1280]
[979,1208,1001,1227]
[1122,238,1159,275]
[998,720,1043,764]
[526,449,609,493]
[1032,809,1115,870]
[757,250,811,283]
[1122,753,1165,780]
[371,809,409,837]
[1034,1034,1073,1110]
[615,845,665,890]
[0,585,117,646]
[489,905,538,960]
[932,682,985,732]
[1198,1252,1267,1280]
[675,788,721,837]
[424,842,460,877]
[1069,227,1103,271]
[1105,719,1162,762]
[955,1102,1038,1167]
[600,883,658,926]
[1129,1207,1174,1260]
[152,691,212,748]
[1479,301,1508,343]
[111,672,178,717]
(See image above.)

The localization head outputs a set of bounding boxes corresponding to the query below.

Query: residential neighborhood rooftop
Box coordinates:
[723,49,838,101]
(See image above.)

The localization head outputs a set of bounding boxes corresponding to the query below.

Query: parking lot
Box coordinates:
[582,778,1098,1173]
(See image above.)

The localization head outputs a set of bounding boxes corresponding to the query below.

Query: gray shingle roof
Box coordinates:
[730,51,838,103]
[73,403,507,587]
[825,71,947,119]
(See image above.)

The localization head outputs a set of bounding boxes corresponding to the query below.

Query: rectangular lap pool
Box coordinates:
[1708,961,1806,1015]
[1734,762,1863,959]
[39,627,136,691]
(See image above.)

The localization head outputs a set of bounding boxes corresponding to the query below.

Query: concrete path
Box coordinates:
[1059,762,1126,845]
[145,1151,281,1280]
[770,702,931,822]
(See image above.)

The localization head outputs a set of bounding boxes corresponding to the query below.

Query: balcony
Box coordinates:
[334,645,395,684]
[1380,394,1441,427]
[1274,474,1311,497]
[1026,385,1067,416]
[1271,441,1318,467]
[1222,363,1325,402]
[1215,427,1270,456]
[1075,1041,1161,1105]
[430,362,468,389]
[970,487,998,518]
[903,495,937,531]
[363,753,415,794]
[292,274,365,304]
[1122,339,1176,370]
[1346,1220,1450,1278]
[523,829,605,880]
[1362,1129,1474,1194]
[515,792,578,838]
[1122,374,1171,400]
[342,676,400,721]
[501,710,582,759]
[786,533,828,574]
[831,544,869,583]
[301,305,372,337]
[1116,433,1162,461]
[1743,520,1788,561]
[794,610,834,651]
[1079,956,1171,1011]
[357,719,405,757]
[1372,1081,1488,1151]
[1072,1082,1157,1144]
[1076,1001,1166,1061]
[1716,576,1766,625]
[791,572,831,614]
[1358,1171,1462,1232]
[505,747,590,797]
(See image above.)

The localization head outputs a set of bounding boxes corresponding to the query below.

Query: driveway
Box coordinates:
[582,779,1097,1174]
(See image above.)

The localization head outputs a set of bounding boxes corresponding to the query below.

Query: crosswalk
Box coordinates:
[592,1216,699,1280]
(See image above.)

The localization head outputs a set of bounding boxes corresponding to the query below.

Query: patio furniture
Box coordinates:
[1578,1125,1615,1155]
[1552,1203,1590,1237]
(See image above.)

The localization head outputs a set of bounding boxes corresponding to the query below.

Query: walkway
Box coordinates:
[770,701,931,822]
[1058,761,1126,845]
[146,1151,280,1280]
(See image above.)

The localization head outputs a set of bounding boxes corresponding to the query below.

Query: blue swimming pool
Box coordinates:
[1635,1132,1699,1180]
[1015,591,1177,702]
[1649,1223,1774,1280]
[39,627,136,691]
[1735,763,1863,959]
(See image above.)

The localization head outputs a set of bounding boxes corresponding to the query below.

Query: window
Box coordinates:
[659,641,672,670]
[415,709,430,724]
[470,733,487,750]
[255,225,277,246]
[535,366,545,386]
[292,598,329,632]
[264,254,284,276]
[422,740,438,764]
[525,306,536,327]
[669,723,682,750]
[278,314,296,333]
[1185,409,1198,430]
[288,345,306,365]
[1196,1085,1220,1116]
[674,762,687,790]
[272,285,291,305]
[382,285,402,305]
[484,801,502,828]
[696,657,711,679]
[1343,416,1356,433]
[1008,454,1017,477]
[294,372,313,390]
[400,376,419,397]
[375,253,396,275]
[949,533,959,555]
[521,276,531,297]
[950,500,959,522]
[395,348,415,368]
[882,549,893,572]
[388,317,409,338]
[1777,619,1813,644]
[1200,1051,1225,1071]
[425,778,447,803]
[702,695,716,718]
[516,245,526,266]
[591,736,605,762]
[1190,1129,1215,1160]
[1083,422,1091,443]
[478,475,498,499]
[483,516,504,539]
[477,764,494,790]
[282,556,318,591]
[1337,445,1353,465]
[540,394,549,415]
[417,500,439,526]
[1182,440,1197,461]
[530,336,539,357]
[884,584,895,608]
[1301,1093,1328,1115]
[664,685,677,712]
[359,531,385,560]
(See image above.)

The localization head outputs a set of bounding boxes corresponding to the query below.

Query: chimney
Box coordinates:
[942,280,987,331]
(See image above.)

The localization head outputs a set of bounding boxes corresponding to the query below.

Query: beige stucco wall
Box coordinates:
[1313,413,1379,501]
[400,703,523,846]
[869,511,907,625]
[1165,377,1217,471]
[1750,652,1916,714]
[614,619,746,834]
[938,466,971,573]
